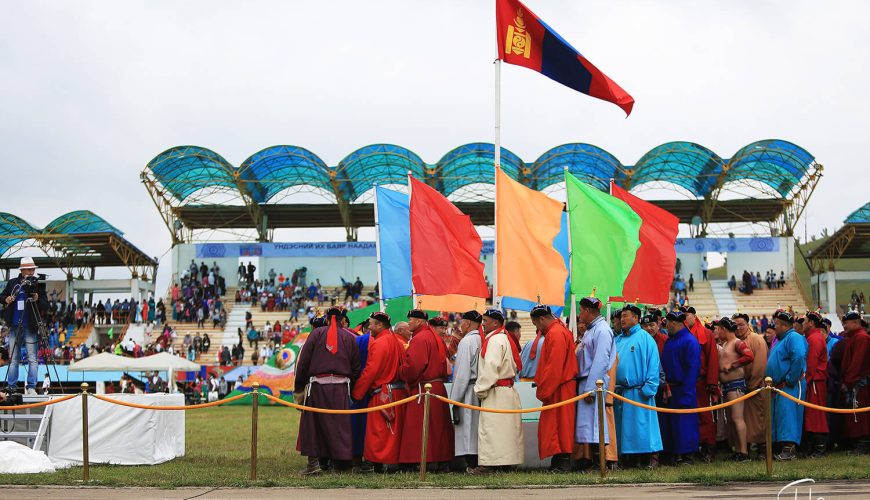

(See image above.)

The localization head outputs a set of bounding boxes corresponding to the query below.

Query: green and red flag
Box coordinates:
[566,172,641,300]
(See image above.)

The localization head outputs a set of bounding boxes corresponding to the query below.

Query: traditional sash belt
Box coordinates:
[372,382,406,395]
[495,378,514,388]
[311,375,350,384]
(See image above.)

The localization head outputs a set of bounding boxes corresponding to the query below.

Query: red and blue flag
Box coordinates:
[496,0,635,116]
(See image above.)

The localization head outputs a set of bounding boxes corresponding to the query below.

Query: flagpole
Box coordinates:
[408,171,418,309]
[373,184,386,313]
[493,57,502,310]
[564,166,577,336]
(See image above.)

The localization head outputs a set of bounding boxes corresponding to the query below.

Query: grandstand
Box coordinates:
[141,138,826,368]
[142,139,821,243]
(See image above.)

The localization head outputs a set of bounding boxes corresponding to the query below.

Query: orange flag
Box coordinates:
[495,168,567,305]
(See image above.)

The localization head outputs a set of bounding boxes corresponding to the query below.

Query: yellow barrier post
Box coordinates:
[419,383,432,482]
[763,377,773,476]
[81,383,89,482]
[250,382,260,481]
[596,379,606,479]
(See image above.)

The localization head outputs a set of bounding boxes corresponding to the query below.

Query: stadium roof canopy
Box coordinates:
[0,210,157,280]
[807,201,870,272]
[142,139,822,243]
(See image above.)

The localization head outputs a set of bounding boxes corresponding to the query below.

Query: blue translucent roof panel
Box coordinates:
[531,143,625,192]
[146,146,237,201]
[435,143,522,197]
[845,202,870,224]
[336,144,426,201]
[724,140,815,197]
[630,142,724,197]
[44,210,122,235]
[0,213,39,257]
[238,146,331,203]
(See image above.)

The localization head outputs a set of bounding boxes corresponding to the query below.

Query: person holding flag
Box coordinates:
[398,309,454,471]
[351,312,408,471]
[529,305,577,472]
[470,309,524,474]
[449,310,484,472]
[293,306,361,475]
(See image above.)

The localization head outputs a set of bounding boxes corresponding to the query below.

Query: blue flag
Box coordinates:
[375,187,413,300]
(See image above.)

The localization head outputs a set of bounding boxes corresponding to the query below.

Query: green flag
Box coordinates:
[107,327,114,339]
[566,172,642,300]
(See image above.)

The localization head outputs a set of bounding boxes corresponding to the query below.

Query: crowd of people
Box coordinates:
[851,290,866,314]
[728,270,787,294]
[289,300,870,476]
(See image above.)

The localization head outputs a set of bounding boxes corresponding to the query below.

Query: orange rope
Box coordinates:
[0,393,79,410]
[91,392,249,410]
[773,388,870,414]
[607,389,761,414]
[263,393,417,414]
[434,391,594,414]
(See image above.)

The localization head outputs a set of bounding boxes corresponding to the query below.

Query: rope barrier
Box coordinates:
[607,388,761,414]
[91,392,250,410]
[0,393,79,410]
[772,388,870,414]
[263,393,418,414]
[434,391,594,414]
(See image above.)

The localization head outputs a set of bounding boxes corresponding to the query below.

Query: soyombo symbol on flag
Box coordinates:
[496,0,635,116]
[566,172,641,300]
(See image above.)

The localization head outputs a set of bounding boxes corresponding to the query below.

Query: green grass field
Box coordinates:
[4,406,869,488]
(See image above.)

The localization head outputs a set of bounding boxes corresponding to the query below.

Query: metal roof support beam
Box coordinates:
[141,170,185,245]
[779,164,823,237]
[809,224,855,273]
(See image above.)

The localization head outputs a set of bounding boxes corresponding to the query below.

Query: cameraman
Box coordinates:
[1,257,48,396]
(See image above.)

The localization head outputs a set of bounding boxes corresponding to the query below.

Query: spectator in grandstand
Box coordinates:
[688,273,695,292]
[778,271,786,288]
[701,257,709,281]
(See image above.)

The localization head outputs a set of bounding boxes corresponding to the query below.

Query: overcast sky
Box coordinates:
[2,0,868,288]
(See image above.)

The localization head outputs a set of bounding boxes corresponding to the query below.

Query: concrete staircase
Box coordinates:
[686,280,719,319]
[730,279,810,317]
[711,280,738,318]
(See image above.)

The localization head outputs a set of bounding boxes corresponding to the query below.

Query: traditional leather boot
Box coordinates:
[774,443,797,461]
[299,456,323,476]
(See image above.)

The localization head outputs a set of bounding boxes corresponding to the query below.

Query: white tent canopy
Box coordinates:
[68,352,139,372]
[69,352,200,372]
[131,352,200,372]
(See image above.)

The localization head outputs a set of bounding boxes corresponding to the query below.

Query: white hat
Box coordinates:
[19,257,38,270]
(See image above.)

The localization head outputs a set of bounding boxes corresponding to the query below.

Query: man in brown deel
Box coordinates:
[714,317,754,461]
[733,312,768,458]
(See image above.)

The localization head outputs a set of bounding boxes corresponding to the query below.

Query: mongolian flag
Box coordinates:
[496,0,635,116]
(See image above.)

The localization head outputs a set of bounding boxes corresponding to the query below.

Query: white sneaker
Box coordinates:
[25,388,37,396]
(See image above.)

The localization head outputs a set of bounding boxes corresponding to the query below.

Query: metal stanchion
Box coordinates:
[763,377,773,476]
[81,382,90,482]
[419,383,433,482]
[250,382,260,481]
[596,380,606,479]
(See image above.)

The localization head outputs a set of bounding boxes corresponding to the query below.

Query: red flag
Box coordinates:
[325,315,338,355]
[610,182,679,304]
[409,176,488,297]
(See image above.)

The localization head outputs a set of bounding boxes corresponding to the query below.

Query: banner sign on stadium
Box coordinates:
[197,237,778,259]
[674,237,779,253]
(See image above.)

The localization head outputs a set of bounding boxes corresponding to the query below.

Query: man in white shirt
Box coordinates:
[701,256,709,281]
